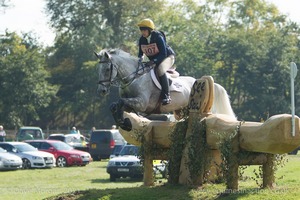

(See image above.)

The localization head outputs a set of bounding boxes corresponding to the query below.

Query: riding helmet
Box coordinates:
[137,18,155,30]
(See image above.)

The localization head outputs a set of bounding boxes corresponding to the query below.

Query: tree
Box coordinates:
[44,0,167,128]
[0,31,58,127]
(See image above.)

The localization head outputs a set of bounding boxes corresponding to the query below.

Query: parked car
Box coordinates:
[16,126,44,141]
[0,147,23,170]
[107,155,143,181]
[0,142,55,169]
[89,129,126,161]
[25,140,92,167]
[106,144,167,181]
[47,133,89,152]
[109,143,126,159]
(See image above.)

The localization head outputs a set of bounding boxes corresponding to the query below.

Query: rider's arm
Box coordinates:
[138,37,145,59]
[152,33,167,65]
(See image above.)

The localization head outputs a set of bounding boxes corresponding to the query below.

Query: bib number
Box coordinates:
[141,43,159,56]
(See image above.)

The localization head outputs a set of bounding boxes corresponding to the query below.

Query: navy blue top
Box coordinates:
[138,30,175,66]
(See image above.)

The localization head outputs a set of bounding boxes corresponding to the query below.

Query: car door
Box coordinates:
[27,141,41,149]
[0,143,14,152]
[40,142,58,158]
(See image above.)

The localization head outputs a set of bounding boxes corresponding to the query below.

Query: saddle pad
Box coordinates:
[150,69,183,93]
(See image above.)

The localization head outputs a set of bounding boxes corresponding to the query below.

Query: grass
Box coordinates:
[0,154,299,200]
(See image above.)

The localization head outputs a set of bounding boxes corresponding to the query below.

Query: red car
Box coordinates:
[25,140,92,167]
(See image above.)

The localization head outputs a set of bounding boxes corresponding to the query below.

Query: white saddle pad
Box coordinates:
[150,69,184,93]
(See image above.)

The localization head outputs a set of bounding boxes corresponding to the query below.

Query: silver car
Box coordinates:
[0,147,22,170]
[0,142,56,169]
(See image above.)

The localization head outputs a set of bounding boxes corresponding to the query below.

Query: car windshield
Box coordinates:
[14,143,37,152]
[65,135,82,144]
[119,146,139,156]
[0,147,6,153]
[52,142,73,150]
[48,135,64,141]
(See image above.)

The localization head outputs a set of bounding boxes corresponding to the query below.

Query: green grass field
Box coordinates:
[0,154,299,200]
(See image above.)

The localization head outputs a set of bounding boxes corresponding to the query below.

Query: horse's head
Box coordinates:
[95,49,139,96]
[94,49,119,96]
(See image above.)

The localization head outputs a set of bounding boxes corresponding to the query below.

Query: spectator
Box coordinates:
[88,127,96,136]
[0,125,6,142]
[70,127,78,134]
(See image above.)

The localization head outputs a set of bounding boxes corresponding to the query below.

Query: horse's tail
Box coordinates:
[212,83,237,120]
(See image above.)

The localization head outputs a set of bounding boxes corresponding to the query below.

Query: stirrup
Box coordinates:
[162,96,171,105]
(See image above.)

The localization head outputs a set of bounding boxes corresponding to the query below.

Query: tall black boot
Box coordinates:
[159,74,171,105]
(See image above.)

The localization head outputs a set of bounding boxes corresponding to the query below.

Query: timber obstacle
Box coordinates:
[119,76,300,189]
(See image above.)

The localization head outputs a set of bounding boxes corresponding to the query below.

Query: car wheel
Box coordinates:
[56,156,67,167]
[22,158,31,169]
[110,174,117,182]
[92,156,100,161]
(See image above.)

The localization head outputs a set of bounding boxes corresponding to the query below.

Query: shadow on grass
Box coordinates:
[44,182,254,200]
[44,184,194,200]
[90,177,143,183]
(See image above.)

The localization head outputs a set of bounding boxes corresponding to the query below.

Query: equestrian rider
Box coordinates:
[137,18,175,105]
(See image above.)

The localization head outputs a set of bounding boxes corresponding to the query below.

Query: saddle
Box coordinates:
[150,68,184,92]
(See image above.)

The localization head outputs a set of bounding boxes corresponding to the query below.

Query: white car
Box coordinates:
[107,144,167,181]
[0,142,56,169]
[0,147,23,170]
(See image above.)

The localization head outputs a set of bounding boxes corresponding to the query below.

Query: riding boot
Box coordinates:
[159,74,171,105]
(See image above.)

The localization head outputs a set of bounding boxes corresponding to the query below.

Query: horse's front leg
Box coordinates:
[121,96,148,113]
[110,96,148,131]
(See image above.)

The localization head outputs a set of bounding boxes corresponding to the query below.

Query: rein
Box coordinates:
[98,59,153,88]
[120,61,153,88]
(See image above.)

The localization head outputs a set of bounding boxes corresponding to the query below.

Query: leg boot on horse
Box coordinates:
[159,74,171,105]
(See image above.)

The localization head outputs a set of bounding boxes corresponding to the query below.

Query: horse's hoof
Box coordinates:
[110,103,118,113]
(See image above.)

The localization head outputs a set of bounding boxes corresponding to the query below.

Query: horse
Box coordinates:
[95,48,236,131]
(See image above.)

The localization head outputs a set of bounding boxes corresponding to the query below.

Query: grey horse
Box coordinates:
[95,49,235,131]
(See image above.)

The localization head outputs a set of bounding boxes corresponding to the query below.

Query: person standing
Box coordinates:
[88,127,96,137]
[70,126,78,134]
[0,125,6,142]
[137,18,175,105]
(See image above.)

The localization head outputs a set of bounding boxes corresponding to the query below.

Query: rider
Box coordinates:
[137,18,175,105]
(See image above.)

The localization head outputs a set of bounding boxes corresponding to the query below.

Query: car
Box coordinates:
[0,147,23,170]
[109,143,126,159]
[25,140,92,167]
[0,142,55,169]
[47,133,89,152]
[89,129,126,161]
[107,144,168,181]
[16,126,45,141]
[107,144,142,181]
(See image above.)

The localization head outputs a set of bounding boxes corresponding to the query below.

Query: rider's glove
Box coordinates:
[145,60,155,67]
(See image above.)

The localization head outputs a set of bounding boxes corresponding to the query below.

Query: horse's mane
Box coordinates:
[102,48,138,60]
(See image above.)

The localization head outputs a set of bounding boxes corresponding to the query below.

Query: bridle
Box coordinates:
[97,59,121,87]
[97,57,152,88]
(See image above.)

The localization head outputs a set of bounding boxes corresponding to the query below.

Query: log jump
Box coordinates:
[119,76,300,189]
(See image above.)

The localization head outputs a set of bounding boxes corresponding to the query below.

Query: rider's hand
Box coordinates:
[138,57,143,63]
[145,60,155,67]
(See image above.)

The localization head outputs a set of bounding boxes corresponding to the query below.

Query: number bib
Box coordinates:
[141,43,159,57]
